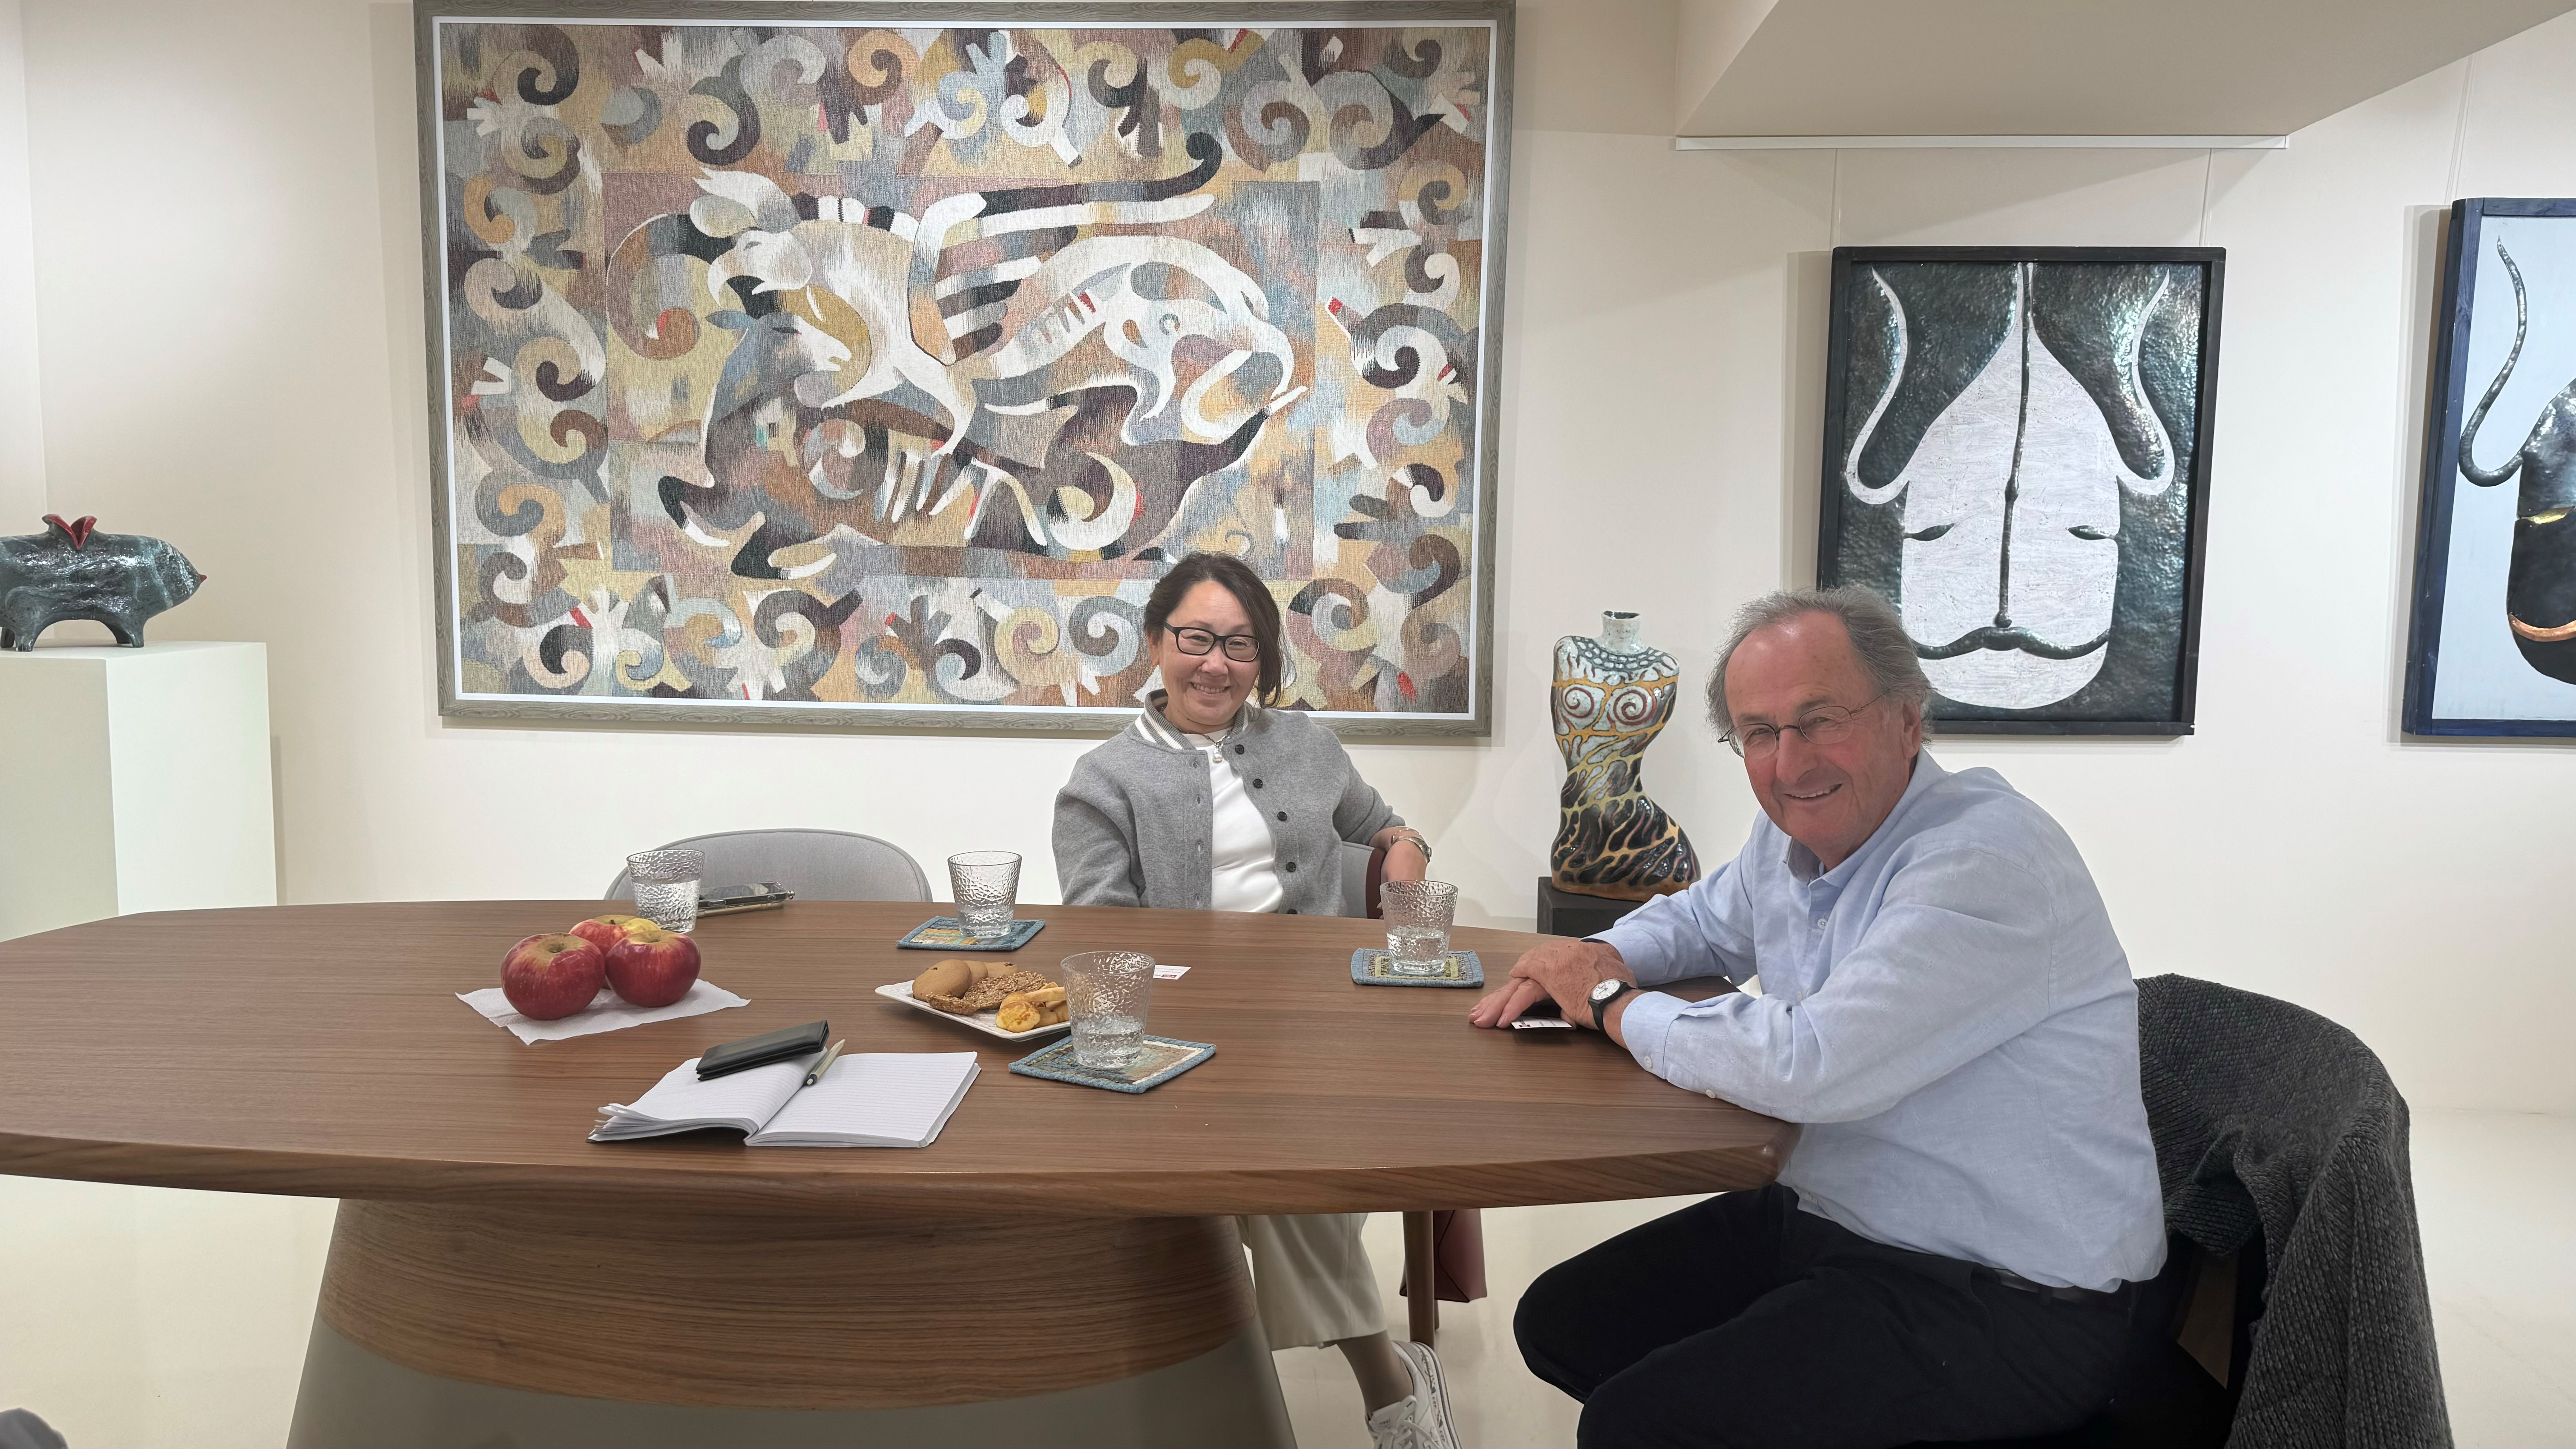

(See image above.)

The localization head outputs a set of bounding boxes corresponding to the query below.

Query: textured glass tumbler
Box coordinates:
[1381,880,1459,975]
[948,851,1023,941]
[626,848,705,935]
[1063,950,1154,1069]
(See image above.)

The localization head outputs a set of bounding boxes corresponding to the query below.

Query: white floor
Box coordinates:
[1,1110,2567,1448]
[2406,1112,2576,1448]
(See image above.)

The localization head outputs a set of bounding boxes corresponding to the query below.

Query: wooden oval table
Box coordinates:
[0,901,1793,1448]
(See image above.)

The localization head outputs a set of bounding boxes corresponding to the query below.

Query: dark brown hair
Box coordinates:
[1144,552,1285,703]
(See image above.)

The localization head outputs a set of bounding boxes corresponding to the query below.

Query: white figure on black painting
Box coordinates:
[1838,259,2200,714]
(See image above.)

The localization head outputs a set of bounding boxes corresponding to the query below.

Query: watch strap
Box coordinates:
[1588,979,1636,1030]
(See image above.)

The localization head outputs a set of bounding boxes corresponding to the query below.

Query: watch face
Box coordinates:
[1590,979,1622,1003]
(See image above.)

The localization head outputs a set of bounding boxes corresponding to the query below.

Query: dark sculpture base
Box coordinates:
[1536,879,1650,940]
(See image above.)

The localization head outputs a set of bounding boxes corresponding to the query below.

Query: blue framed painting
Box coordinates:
[2406,198,2576,736]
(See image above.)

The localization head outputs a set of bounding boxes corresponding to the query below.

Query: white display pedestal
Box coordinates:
[0,642,276,940]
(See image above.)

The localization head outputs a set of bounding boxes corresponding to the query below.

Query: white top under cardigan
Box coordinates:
[1135,698,1287,912]
[1184,728,1287,913]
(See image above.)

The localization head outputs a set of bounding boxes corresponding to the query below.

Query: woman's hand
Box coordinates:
[1373,828,1429,884]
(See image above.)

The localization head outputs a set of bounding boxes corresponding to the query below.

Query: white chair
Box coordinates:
[0,1410,65,1449]
[1339,840,1380,919]
[603,828,931,903]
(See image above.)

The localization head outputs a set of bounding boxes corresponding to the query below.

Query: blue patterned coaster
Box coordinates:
[897,916,1046,951]
[1351,948,1484,988]
[1008,1035,1214,1093]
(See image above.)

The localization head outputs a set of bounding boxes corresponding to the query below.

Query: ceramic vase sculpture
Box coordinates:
[0,515,206,650]
[1550,611,1699,901]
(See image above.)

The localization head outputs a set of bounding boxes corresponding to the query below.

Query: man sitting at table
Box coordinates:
[1470,586,2165,1449]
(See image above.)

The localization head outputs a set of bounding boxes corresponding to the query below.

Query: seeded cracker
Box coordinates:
[916,970,1057,1015]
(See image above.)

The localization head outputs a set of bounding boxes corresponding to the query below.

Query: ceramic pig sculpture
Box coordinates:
[0,515,206,650]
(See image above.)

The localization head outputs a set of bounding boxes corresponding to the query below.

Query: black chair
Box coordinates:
[1927,973,2449,1449]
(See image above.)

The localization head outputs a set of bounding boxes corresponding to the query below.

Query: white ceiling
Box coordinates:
[1676,0,2576,138]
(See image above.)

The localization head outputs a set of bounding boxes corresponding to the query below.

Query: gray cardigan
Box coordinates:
[1053,703,1401,917]
[2137,974,2451,1448]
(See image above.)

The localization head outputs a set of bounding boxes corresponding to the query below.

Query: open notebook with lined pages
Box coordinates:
[591,1052,979,1148]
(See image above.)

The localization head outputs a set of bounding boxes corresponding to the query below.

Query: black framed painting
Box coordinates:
[416,1,1513,735]
[2403,198,2576,737]
[1817,247,2225,735]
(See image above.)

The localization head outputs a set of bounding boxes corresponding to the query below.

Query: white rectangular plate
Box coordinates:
[874,981,1072,1042]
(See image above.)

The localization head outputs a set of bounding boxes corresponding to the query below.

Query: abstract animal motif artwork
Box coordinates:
[1818,248,2224,735]
[418,3,1510,733]
[2404,198,2576,736]
[1550,612,1698,902]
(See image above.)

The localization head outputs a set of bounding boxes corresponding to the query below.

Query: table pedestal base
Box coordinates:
[286,1318,1293,1449]
[288,1200,1290,1446]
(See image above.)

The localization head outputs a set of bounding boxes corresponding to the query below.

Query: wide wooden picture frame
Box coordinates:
[2402,197,2576,737]
[416,1,1512,734]
[1817,246,2224,736]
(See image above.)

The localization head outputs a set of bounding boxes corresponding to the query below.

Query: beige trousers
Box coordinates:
[1234,1212,1385,1349]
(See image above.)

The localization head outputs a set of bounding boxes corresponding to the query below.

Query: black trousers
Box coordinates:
[1516,1186,2131,1449]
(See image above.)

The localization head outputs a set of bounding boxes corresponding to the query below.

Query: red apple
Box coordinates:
[569,913,653,956]
[604,925,701,1007]
[500,934,606,1020]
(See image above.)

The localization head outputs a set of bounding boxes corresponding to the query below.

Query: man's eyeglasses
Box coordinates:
[1168,626,1262,664]
[1725,692,1886,759]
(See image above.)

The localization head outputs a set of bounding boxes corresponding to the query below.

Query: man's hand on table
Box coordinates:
[1469,938,1639,1041]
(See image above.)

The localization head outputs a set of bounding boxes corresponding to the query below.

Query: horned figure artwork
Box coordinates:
[0,515,206,650]
[1830,256,2211,723]
[2456,241,2576,685]
[1550,612,1699,902]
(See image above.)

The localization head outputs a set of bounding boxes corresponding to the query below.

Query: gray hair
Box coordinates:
[1706,585,1932,738]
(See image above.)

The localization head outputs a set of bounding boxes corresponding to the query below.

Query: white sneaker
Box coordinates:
[1365,1340,1458,1449]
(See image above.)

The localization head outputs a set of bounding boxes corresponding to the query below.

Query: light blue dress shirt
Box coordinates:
[1601,750,2166,1291]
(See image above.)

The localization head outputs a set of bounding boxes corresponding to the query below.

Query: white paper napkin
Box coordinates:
[456,980,749,1044]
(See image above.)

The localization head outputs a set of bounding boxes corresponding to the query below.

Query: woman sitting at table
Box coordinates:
[1053,551,1451,1449]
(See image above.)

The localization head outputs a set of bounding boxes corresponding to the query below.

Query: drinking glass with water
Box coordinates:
[1063,950,1154,1069]
[626,848,705,934]
[948,851,1022,941]
[1380,880,1458,976]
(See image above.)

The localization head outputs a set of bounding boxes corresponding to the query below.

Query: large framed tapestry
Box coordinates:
[1817,247,2224,735]
[2403,198,2576,737]
[416,2,1511,733]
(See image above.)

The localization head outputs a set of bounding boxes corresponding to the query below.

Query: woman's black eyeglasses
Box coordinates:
[1168,626,1261,663]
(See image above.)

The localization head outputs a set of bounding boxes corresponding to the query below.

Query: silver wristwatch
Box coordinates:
[1389,831,1431,863]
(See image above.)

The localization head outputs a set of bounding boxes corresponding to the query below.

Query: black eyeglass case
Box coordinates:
[695,1020,829,1079]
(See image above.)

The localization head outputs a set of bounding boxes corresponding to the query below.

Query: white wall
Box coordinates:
[12,0,2575,1114]
[0,0,43,522]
